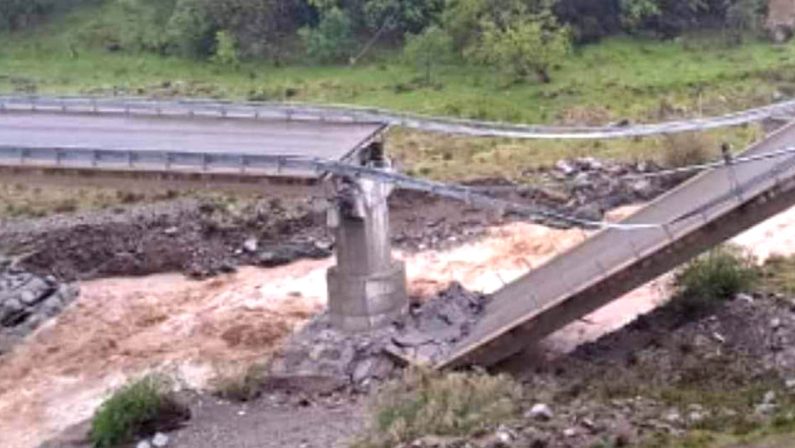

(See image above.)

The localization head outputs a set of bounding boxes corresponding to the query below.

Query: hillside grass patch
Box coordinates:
[353,369,522,448]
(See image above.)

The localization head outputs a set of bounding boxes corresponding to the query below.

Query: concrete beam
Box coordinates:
[441,174,795,368]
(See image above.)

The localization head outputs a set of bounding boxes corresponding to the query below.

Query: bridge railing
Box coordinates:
[2,95,795,140]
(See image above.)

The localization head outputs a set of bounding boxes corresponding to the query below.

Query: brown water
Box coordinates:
[3,205,795,448]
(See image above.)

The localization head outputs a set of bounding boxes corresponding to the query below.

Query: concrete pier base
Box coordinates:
[326,144,408,332]
[327,261,407,332]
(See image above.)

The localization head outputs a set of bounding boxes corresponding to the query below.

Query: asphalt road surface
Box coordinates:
[0,111,384,160]
[442,122,795,367]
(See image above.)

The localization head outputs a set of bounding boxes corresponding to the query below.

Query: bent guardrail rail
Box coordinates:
[2,95,795,140]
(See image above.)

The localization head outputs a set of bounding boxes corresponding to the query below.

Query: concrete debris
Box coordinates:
[243,238,259,253]
[545,157,680,222]
[0,258,79,355]
[389,283,489,365]
[266,283,487,394]
[527,403,554,422]
[152,432,170,447]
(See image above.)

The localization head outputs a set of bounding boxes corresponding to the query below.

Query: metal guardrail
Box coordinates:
[0,144,661,230]
[2,95,795,140]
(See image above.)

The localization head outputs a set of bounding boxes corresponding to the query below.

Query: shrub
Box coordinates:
[354,369,522,447]
[660,132,715,168]
[90,375,190,448]
[673,246,758,312]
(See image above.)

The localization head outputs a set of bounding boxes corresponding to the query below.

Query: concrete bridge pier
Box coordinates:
[326,143,408,332]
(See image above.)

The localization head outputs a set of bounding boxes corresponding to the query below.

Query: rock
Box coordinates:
[243,238,259,253]
[630,179,655,199]
[0,298,23,325]
[393,330,435,348]
[18,277,52,306]
[163,227,179,236]
[785,378,795,389]
[688,411,705,425]
[152,432,169,447]
[573,203,603,222]
[771,318,783,330]
[664,410,682,425]
[736,293,754,303]
[755,403,777,416]
[136,441,152,448]
[526,403,554,422]
[555,160,576,175]
[764,391,777,404]
[563,427,578,438]
[351,357,395,384]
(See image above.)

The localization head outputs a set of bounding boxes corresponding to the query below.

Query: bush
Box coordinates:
[660,132,715,168]
[300,7,355,63]
[354,369,522,447]
[673,246,758,312]
[90,375,190,448]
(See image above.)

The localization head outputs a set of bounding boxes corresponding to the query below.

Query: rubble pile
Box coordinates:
[266,283,488,394]
[546,157,679,222]
[0,256,79,355]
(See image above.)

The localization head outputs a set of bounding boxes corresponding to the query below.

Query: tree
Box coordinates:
[0,0,55,31]
[620,0,660,30]
[725,0,765,43]
[166,0,214,58]
[403,25,454,85]
[299,7,355,63]
[469,12,571,83]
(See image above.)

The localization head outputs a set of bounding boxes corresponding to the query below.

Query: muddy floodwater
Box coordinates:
[3,205,795,448]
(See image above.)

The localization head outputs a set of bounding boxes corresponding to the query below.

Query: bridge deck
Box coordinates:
[435,121,795,368]
[0,111,385,176]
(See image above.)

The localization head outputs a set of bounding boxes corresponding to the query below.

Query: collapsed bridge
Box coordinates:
[3,95,795,367]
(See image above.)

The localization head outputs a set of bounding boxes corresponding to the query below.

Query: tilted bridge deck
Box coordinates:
[435,121,795,368]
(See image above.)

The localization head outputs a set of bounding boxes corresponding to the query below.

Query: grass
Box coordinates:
[761,255,795,296]
[210,362,268,403]
[353,369,522,448]
[90,375,189,448]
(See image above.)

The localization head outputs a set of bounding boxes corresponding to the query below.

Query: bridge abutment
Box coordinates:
[326,143,408,332]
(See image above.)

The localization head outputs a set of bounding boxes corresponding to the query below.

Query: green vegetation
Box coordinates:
[354,369,522,448]
[90,375,189,448]
[673,246,758,313]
